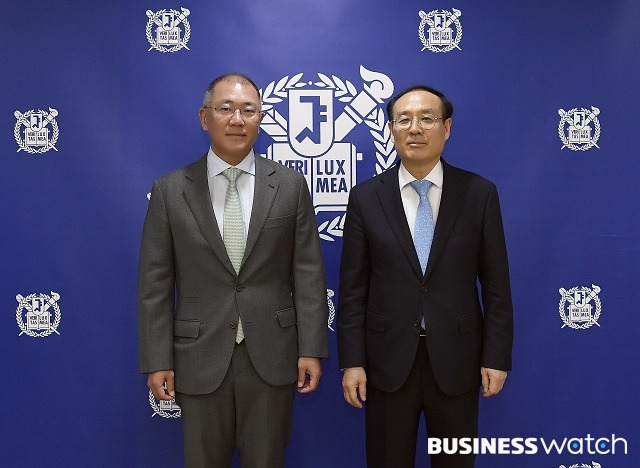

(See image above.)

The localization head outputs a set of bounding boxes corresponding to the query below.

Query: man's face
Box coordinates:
[388,90,451,170]
[199,80,264,164]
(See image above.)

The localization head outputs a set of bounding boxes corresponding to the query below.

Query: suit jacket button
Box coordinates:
[230,322,237,329]
[421,286,428,293]
[235,285,243,292]
[414,320,420,327]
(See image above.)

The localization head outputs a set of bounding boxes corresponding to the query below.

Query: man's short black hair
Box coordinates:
[203,73,260,106]
[386,85,453,121]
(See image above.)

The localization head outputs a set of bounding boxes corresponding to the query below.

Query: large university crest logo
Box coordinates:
[558,107,601,151]
[418,8,462,52]
[148,390,181,418]
[259,66,395,241]
[558,285,602,330]
[145,7,191,52]
[14,108,59,153]
[16,291,61,337]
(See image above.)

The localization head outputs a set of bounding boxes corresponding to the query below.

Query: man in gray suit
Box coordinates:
[138,73,328,467]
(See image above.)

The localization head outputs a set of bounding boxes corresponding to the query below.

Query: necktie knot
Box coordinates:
[223,167,242,184]
[410,179,432,199]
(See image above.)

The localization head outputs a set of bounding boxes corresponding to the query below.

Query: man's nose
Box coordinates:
[408,118,423,133]
[229,109,244,124]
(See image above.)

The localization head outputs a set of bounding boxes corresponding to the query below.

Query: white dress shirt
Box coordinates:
[398,160,443,240]
[206,148,255,237]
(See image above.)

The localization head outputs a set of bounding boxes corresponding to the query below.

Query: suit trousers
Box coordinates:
[365,337,479,468]
[175,341,295,468]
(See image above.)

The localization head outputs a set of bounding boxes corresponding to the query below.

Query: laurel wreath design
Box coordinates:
[558,108,601,151]
[145,9,191,53]
[14,110,59,154]
[558,287,602,330]
[418,10,463,53]
[327,289,336,331]
[16,293,61,338]
[318,215,345,242]
[313,74,357,103]
[260,73,389,241]
[148,390,181,418]
[560,464,599,468]
[365,108,397,175]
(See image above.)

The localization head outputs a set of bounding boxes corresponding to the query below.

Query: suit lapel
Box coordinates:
[182,155,237,276]
[424,160,467,280]
[376,165,424,279]
[243,155,279,264]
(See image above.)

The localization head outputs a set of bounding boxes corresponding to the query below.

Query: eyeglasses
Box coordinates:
[391,116,445,131]
[203,106,262,120]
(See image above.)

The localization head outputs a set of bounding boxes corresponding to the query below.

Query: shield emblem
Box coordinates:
[434,13,448,30]
[572,111,586,128]
[29,113,43,130]
[288,89,334,157]
[162,12,176,30]
[31,297,46,315]
[573,289,588,308]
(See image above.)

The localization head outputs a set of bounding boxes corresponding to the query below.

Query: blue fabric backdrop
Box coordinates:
[2,1,639,466]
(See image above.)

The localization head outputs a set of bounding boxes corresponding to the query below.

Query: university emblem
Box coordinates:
[560,463,601,468]
[418,8,462,52]
[558,107,601,150]
[558,285,602,330]
[259,66,395,241]
[149,389,181,418]
[145,7,191,52]
[16,291,61,337]
[14,108,59,153]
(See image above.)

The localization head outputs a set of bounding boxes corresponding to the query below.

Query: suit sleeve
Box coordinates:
[291,175,329,358]
[478,184,514,371]
[337,188,370,369]
[137,181,176,374]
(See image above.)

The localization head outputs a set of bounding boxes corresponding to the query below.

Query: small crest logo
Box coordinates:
[259,66,395,241]
[418,8,462,52]
[560,462,601,468]
[14,108,59,153]
[558,107,601,151]
[327,289,336,331]
[149,389,181,418]
[145,7,191,53]
[16,291,61,337]
[558,285,602,329]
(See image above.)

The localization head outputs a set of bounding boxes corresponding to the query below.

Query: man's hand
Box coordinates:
[342,366,367,408]
[147,370,175,400]
[481,367,507,397]
[297,357,322,394]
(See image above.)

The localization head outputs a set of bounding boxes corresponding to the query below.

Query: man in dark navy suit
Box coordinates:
[338,85,513,468]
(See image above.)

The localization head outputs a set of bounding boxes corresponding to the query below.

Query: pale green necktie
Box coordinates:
[222,167,245,343]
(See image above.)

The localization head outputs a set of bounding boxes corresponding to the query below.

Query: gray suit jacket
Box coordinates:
[138,154,328,395]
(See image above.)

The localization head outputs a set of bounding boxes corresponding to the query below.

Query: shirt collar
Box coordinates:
[207,148,256,178]
[398,160,443,189]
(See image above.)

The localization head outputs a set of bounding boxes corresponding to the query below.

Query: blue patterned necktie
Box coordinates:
[410,180,434,275]
[222,167,245,343]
